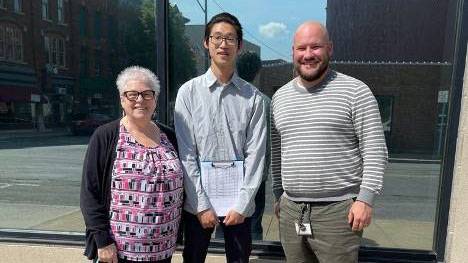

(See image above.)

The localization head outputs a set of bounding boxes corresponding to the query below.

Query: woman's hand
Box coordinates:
[97,243,118,263]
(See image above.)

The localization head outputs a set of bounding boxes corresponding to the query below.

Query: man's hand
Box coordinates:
[197,209,219,229]
[223,210,246,226]
[348,200,372,232]
[274,201,280,219]
[97,243,118,263]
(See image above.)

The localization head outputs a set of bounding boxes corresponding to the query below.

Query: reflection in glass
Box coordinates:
[0,0,166,234]
[168,0,457,251]
[0,0,460,254]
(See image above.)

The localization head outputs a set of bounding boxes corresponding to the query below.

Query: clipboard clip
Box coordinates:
[211,161,235,168]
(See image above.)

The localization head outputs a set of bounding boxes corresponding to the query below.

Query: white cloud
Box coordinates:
[259,22,287,38]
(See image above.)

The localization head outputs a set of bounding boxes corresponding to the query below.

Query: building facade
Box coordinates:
[0,0,121,130]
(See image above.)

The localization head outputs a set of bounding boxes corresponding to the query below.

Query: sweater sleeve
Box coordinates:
[80,127,114,249]
[270,98,284,201]
[352,84,388,206]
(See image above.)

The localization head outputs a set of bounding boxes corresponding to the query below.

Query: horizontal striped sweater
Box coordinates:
[271,70,388,206]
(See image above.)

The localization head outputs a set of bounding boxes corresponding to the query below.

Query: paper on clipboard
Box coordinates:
[200,160,244,216]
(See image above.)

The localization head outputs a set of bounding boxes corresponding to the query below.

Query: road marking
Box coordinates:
[0,183,12,189]
[0,183,40,188]
[14,183,40,187]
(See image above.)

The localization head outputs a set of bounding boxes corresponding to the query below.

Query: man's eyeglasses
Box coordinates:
[123,90,155,101]
[209,35,238,46]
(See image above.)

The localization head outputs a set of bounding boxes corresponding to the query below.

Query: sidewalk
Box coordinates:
[0,244,286,263]
[0,128,71,141]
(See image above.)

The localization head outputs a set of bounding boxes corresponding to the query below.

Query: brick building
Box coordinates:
[326,0,456,156]
[258,0,455,156]
[0,0,120,130]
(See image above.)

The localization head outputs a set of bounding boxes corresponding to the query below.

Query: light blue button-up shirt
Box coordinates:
[174,68,267,217]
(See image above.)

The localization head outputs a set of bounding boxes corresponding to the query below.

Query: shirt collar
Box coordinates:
[203,67,242,90]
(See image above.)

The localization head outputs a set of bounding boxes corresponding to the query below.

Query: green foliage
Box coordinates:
[118,0,197,96]
[168,4,197,101]
[237,51,262,82]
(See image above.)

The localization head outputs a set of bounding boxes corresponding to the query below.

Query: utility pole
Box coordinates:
[195,0,209,70]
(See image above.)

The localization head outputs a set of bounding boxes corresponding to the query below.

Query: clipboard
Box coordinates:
[200,160,244,216]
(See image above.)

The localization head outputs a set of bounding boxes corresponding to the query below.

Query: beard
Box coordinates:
[294,57,330,82]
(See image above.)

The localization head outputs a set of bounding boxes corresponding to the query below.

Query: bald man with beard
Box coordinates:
[270,21,388,263]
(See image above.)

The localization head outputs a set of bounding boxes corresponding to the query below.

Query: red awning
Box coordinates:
[0,86,41,102]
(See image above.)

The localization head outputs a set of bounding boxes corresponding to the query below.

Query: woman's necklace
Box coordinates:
[123,117,160,147]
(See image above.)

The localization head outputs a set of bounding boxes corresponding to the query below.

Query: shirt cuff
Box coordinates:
[196,195,212,214]
[94,231,114,249]
[357,188,376,206]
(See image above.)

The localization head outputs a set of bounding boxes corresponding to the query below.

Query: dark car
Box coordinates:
[70,113,112,135]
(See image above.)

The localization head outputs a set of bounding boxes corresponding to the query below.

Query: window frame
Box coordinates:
[0,1,466,262]
[0,24,23,63]
[0,25,4,60]
[57,0,64,24]
[44,35,66,67]
[13,0,22,13]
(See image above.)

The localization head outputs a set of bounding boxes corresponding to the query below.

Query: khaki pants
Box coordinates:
[279,197,362,263]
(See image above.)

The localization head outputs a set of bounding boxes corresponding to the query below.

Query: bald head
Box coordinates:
[292,21,332,86]
[294,21,330,46]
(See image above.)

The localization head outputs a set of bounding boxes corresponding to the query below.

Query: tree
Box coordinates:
[118,0,197,96]
[121,0,196,98]
[237,51,262,83]
[167,4,197,101]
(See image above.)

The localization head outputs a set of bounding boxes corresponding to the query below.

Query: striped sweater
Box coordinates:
[271,70,388,206]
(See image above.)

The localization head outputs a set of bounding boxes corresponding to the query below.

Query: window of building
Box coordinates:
[44,35,65,67]
[166,0,460,255]
[95,50,102,76]
[13,0,22,12]
[0,24,23,62]
[107,16,116,45]
[57,38,65,66]
[0,26,4,59]
[80,45,88,76]
[12,26,23,61]
[44,36,49,63]
[57,0,65,23]
[0,1,465,263]
[41,0,49,20]
[95,12,102,40]
[79,7,87,37]
[0,0,5,9]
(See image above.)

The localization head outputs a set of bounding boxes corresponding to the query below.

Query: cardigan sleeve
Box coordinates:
[80,126,114,249]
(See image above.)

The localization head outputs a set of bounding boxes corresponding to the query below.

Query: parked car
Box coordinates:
[70,113,112,135]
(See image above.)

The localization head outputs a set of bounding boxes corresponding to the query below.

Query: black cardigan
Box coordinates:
[79,119,178,260]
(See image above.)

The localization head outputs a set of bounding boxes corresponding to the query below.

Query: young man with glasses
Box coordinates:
[174,12,267,263]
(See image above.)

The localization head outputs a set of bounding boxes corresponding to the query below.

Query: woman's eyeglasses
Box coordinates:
[123,90,155,101]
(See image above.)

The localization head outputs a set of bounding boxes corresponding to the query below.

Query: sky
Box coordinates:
[170,0,327,62]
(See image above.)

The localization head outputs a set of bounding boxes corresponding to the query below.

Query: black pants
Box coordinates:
[182,211,252,263]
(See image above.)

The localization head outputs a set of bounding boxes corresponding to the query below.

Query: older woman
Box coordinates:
[80,66,183,263]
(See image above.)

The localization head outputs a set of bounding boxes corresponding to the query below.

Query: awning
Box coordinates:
[0,86,42,102]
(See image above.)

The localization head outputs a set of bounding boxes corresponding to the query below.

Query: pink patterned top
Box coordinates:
[109,124,183,262]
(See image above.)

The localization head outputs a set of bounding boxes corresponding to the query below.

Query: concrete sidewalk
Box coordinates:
[0,243,285,263]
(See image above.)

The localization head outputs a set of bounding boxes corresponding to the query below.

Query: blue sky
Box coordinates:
[170,0,327,61]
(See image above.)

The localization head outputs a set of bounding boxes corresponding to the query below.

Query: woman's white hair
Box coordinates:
[116,66,160,95]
